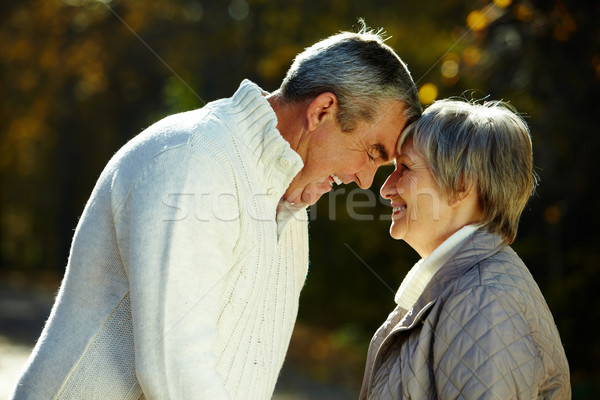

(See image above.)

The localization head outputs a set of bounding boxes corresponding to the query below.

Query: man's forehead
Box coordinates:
[363,101,409,161]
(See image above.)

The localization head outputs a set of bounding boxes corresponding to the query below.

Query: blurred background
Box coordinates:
[1,0,598,398]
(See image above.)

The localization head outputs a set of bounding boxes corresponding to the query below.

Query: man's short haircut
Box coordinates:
[398,99,538,244]
[280,21,422,132]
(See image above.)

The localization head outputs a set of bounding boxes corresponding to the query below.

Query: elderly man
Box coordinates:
[11,24,421,400]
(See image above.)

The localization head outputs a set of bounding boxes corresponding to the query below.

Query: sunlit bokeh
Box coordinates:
[466,10,489,32]
[0,0,598,396]
[441,53,460,79]
[228,0,249,21]
[418,83,438,105]
[515,3,533,22]
[544,204,561,225]
[462,45,482,66]
[493,0,512,8]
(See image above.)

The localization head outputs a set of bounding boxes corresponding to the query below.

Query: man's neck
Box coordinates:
[266,91,308,155]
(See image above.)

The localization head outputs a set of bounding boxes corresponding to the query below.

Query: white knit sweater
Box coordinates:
[10,80,309,400]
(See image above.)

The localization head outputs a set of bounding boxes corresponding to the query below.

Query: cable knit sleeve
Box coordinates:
[113,142,240,400]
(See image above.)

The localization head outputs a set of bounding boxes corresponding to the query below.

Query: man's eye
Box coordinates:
[367,152,375,161]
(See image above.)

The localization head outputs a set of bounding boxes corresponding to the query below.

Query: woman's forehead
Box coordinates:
[398,138,418,160]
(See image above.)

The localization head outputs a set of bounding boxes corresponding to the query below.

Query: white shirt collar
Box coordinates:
[395,224,480,310]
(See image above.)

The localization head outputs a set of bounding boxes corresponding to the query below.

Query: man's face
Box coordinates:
[283,100,409,205]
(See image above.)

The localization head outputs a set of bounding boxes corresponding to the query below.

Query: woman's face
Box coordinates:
[380,138,457,257]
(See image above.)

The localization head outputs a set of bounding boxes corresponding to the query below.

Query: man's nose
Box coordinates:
[356,164,377,189]
[380,170,398,198]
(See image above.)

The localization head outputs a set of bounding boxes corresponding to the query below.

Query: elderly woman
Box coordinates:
[360,99,570,399]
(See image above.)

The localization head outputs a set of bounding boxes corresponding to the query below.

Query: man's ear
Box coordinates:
[306,92,338,132]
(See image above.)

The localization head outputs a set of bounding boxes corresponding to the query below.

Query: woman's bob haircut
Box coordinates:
[398,99,538,244]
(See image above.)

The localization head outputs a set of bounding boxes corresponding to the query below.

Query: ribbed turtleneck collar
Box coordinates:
[213,80,304,194]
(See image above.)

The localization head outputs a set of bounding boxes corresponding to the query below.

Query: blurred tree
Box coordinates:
[1,0,598,396]
[454,1,600,395]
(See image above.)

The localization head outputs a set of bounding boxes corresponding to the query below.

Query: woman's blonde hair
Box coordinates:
[399,99,538,244]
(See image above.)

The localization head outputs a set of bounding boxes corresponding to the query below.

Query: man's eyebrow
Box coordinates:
[374,143,390,162]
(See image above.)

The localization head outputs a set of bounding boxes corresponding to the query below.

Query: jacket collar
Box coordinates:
[393,229,507,331]
[361,229,508,399]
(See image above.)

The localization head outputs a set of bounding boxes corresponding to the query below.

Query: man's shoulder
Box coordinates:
[116,104,234,165]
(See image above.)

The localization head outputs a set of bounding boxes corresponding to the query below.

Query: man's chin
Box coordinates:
[301,190,327,206]
[284,186,330,206]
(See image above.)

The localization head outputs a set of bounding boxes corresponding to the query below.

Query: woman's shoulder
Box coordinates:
[475,246,540,298]
[439,247,554,336]
[448,245,537,298]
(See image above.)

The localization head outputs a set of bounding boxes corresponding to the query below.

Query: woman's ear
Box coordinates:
[449,179,483,227]
[305,92,338,132]
[450,178,477,208]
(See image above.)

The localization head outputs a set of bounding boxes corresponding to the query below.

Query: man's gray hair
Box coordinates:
[280,22,421,132]
[398,99,538,244]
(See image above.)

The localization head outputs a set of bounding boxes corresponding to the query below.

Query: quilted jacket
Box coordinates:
[360,229,570,399]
